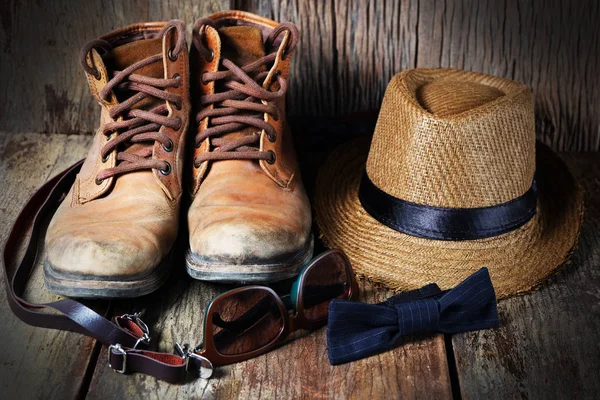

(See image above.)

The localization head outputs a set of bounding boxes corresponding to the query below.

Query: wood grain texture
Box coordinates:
[86,276,452,400]
[1,0,598,150]
[451,153,600,400]
[0,0,228,134]
[236,0,600,151]
[0,132,95,400]
[231,0,338,116]
[1,130,600,398]
[414,0,600,152]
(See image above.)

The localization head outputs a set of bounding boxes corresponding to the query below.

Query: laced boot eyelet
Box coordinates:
[206,48,214,62]
[194,158,201,168]
[101,154,109,163]
[173,102,182,110]
[266,150,276,164]
[172,73,181,88]
[168,47,178,62]
[160,162,172,175]
[93,68,102,81]
[95,176,104,185]
[268,132,277,142]
[175,117,182,130]
[163,139,174,152]
[271,113,279,121]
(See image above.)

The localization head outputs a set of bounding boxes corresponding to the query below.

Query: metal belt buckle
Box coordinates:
[108,343,127,374]
[122,310,151,349]
[174,343,214,379]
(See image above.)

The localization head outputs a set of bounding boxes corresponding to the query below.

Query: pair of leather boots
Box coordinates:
[43,11,313,298]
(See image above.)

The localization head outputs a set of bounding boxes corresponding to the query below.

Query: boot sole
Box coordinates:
[185,234,314,283]
[43,252,172,299]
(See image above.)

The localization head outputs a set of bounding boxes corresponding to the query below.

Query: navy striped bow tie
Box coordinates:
[327,268,499,365]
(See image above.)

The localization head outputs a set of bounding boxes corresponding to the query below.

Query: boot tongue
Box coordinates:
[103,37,165,156]
[215,26,267,146]
[103,37,164,107]
[218,26,266,65]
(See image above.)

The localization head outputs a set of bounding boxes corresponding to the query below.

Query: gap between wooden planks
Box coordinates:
[0,133,453,400]
[3,133,599,399]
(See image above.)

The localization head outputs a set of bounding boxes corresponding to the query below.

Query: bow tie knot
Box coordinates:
[327,268,499,365]
[395,298,439,336]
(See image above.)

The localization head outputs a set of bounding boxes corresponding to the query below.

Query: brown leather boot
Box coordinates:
[44,21,190,298]
[186,11,313,283]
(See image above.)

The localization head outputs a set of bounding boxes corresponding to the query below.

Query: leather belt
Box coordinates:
[2,160,206,383]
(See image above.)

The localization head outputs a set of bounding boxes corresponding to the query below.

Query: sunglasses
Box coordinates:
[175,249,359,378]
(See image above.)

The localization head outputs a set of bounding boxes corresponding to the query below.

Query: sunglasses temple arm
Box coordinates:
[281,294,293,309]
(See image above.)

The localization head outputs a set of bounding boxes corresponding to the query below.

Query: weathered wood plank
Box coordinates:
[0,0,229,134]
[2,1,599,150]
[0,132,95,400]
[333,0,418,115]
[451,153,600,400]
[415,0,600,152]
[86,275,452,400]
[230,0,338,116]
[236,0,600,151]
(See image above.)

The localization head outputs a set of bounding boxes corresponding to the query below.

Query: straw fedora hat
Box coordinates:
[315,68,584,298]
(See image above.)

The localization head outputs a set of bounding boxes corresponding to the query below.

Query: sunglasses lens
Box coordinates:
[302,251,351,321]
[211,288,284,356]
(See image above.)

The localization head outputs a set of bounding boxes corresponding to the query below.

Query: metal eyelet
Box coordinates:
[163,139,174,152]
[266,150,276,164]
[93,68,102,81]
[193,158,201,168]
[160,162,172,175]
[95,176,104,185]
[206,48,214,62]
[268,132,277,142]
[174,117,182,130]
[102,154,109,163]
[172,73,181,88]
[168,47,178,62]
[271,113,279,121]
[173,102,181,110]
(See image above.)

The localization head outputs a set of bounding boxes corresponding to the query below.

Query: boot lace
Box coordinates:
[79,20,186,184]
[192,19,299,167]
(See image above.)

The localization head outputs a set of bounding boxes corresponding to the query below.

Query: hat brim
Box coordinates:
[315,138,584,299]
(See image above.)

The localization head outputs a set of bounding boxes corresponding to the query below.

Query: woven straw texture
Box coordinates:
[315,69,584,299]
[367,69,536,208]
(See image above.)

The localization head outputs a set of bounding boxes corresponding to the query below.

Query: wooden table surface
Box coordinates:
[0,131,599,400]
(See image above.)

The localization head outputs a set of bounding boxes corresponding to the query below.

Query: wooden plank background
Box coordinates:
[452,154,600,399]
[0,0,599,151]
[86,277,453,400]
[2,132,599,399]
[0,133,99,399]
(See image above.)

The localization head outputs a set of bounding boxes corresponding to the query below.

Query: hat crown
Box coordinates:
[366,69,536,208]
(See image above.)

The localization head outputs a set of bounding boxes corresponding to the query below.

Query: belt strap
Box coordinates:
[2,160,193,383]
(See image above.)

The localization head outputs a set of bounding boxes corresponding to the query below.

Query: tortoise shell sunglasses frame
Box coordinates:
[181,249,359,374]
